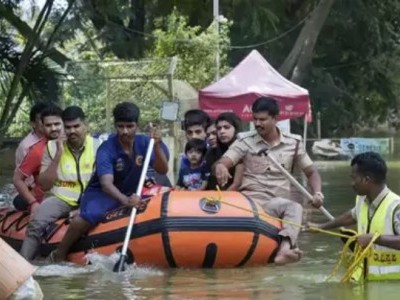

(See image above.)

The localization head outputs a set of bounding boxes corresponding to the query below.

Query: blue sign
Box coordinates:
[340,138,392,155]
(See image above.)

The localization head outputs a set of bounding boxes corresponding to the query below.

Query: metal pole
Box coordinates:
[167,56,178,183]
[105,75,111,133]
[213,0,220,81]
[303,115,308,150]
[317,111,321,140]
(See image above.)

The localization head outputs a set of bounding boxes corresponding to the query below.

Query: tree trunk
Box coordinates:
[279,0,335,84]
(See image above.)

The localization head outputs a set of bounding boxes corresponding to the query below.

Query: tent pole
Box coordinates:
[317,111,321,140]
[249,121,255,131]
[213,0,220,80]
[303,115,308,150]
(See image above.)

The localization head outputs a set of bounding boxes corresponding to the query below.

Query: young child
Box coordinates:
[176,139,209,191]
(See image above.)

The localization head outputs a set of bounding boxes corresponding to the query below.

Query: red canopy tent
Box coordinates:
[199,50,312,122]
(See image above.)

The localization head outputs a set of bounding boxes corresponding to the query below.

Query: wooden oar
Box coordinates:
[113,138,155,272]
[261,150,357,250]
[261,149,335,221]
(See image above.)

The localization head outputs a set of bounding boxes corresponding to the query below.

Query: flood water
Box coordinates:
[2,160,400,299]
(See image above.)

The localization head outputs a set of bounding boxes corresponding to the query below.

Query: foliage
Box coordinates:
[1,0,400,139]
[62,58,173,132]
[0,0,74,140]
[149,8,231,89]
[60,8,231,133]
[306,0,400,136]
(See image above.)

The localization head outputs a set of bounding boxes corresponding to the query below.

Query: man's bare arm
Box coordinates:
[13,169,36,205]
[313,210,356,230]
[303,165,322,194]
[152,143,168,174]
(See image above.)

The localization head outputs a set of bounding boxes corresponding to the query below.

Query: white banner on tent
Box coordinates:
[277,119,291,134]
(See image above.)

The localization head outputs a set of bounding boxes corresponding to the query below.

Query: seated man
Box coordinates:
[15,102,48,166]
[310,152,400,281]
[20,106,100,260]
[214,97,324,265]
[13,105,63,213]
[49,102,168,262]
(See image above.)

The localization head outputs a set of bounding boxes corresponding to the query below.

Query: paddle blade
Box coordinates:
[113,255,127,272]
[113,247,135,272]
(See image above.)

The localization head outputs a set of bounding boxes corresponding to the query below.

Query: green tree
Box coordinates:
[0,0,75,142]
[306,0,400,136]
[149,9,231,90]
[2,0,400,139]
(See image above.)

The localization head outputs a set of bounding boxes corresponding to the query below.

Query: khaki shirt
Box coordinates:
[223,128,313,201]
[351,186,400,235]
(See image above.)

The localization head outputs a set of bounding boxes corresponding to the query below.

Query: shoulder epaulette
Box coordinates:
[236,130,257,140]
[282,132,302,141]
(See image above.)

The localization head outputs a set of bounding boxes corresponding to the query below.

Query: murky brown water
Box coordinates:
[2,161,400,299]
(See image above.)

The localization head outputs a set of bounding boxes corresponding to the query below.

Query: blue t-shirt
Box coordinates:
[83,134,163,199]
[178,141,210,173]
[177,164,209,190]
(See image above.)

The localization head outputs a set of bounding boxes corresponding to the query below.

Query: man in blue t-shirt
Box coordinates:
[49,102,168,262]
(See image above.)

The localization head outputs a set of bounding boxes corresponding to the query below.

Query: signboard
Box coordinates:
[161,102,179,121]
[340,138,392,156]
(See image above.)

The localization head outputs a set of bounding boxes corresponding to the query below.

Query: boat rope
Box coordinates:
[326,232,380,283]
[205,187,349,238]
[205,186,379,283]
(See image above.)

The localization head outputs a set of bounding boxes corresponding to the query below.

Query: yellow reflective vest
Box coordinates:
[47,135,100,207]
[356,190,400,281]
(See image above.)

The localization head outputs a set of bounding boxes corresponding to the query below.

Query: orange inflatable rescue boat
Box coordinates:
[0,191,281,268]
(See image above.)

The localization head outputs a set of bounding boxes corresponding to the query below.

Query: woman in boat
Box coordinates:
[205,112,243,191]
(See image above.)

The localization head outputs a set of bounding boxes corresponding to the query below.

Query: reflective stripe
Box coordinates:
[80,173,92,181]
[369,265,400,275]
[56,172,93,182]
[52,187,81,204]
[357,191,400,281]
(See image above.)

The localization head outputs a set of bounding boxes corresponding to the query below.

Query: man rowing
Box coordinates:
[49,102,168,262]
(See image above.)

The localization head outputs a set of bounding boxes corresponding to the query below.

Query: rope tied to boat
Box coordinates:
[204,186,379,283]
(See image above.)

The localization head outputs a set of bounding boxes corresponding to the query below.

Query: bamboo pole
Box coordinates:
[265,152,335,220]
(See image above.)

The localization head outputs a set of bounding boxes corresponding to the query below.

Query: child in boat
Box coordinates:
[178,109,211,170]
[176,139,209,191]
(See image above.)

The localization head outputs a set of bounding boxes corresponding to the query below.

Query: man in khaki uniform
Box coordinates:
[214,97,324,265]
